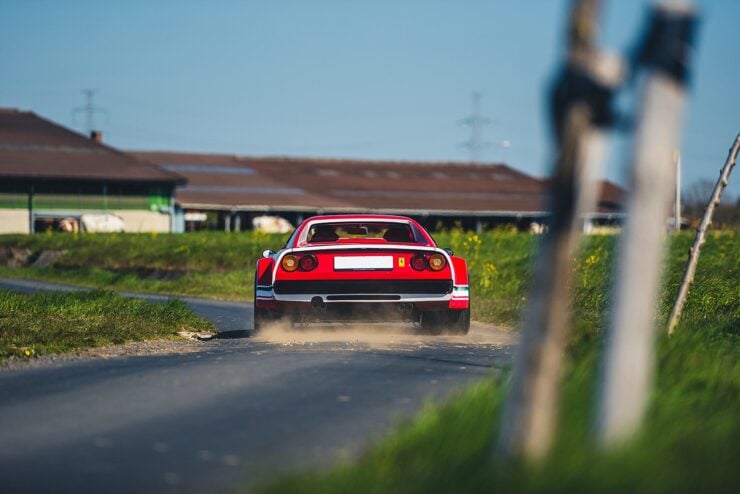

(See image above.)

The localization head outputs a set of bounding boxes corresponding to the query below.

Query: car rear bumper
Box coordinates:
[273,279,453,295]
[256,281,469,310]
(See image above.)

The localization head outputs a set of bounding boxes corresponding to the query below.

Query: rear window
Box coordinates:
[307,222,416,243]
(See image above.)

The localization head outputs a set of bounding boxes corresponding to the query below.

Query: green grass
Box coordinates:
[251,230,739,494]
[0,289,215,360]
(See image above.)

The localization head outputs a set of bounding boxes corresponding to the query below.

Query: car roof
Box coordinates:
[302,214,416,222]
[291,214,434,248]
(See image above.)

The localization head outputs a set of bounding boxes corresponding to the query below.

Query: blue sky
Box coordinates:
[1,0,738,194]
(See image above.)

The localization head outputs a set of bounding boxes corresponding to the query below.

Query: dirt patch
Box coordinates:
[0,247,33,268]
[31,250,66,268]
[254,321,515,350]
[0,249,67,268]
[77,339,209,358]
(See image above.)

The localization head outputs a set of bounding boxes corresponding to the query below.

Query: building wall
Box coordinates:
[0,178,177,233]
[114,210,170,233]
[0,209,29,234]
[0,208,170,234]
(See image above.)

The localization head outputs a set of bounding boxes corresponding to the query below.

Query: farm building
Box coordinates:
[0,108,623,235]
[0,109,184,233]
[133,151,624,232]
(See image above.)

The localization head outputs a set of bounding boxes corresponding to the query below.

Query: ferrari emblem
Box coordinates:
[398,257,405,268]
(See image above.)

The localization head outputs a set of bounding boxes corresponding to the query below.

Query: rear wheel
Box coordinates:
[253,303,270,334]
[447,308,471,335]
[253,274,270,334]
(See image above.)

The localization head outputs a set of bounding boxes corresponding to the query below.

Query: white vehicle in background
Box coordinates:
[80,213,125,233]
[252,215,293,234]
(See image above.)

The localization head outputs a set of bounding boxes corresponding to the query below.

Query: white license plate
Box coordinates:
[334,256,393,270]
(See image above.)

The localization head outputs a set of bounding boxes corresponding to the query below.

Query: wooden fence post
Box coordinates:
[666,134,740,335]
[496,0,623,460]
[596,1,698,446]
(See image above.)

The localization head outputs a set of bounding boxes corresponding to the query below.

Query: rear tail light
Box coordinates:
[428,253,447,271]
[299,254,318,271]
[281,255,298,272]
[410,254,428,271]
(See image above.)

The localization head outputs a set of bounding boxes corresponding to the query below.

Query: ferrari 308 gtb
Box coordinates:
[253,214,470,334]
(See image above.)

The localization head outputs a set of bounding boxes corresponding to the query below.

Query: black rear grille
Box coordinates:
[274,280,452,295]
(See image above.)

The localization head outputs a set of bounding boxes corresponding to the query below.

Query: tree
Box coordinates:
[684,179,739,227]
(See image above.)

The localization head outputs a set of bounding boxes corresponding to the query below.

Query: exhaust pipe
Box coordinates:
[311,296,327,311]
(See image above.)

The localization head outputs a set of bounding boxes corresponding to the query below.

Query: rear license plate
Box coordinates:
[334,256,393,270]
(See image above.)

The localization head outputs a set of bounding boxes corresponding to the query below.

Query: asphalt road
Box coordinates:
[0,278,515,494]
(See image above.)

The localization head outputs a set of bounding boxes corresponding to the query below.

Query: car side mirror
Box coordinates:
[262,249,275,258]
[444,248,453,256]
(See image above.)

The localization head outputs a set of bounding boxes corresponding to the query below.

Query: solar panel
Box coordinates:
[180,185,305,195]
[330,190,539,200]
[161,164,255,175]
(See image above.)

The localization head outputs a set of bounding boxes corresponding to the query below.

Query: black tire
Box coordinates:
[253,273,268,334]
[253,304,269,334]
[447,308,471,335]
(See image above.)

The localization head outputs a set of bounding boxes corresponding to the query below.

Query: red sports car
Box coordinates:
[253,214,470,334]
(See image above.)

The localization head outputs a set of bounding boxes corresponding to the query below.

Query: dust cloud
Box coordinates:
[254,321,515,349]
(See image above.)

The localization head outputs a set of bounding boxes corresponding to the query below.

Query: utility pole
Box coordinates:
[459,92,491,163]
[674,150,682,231]
[72,89,107,136]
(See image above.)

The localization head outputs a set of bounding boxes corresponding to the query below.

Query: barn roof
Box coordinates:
[133,151,354,210]
[0,109,184,184]
[134,151,623,216]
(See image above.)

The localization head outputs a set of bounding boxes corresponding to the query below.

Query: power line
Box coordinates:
[459,92,492,163]
[72,89,108,135]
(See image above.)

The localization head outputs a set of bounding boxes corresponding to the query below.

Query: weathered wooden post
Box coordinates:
[596,1,698,446]
[496,0,623,460]
[666,134,740,335]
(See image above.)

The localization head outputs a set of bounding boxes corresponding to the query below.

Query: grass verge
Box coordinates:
[0,265,251,301]
[0,288,215,360]
[0,231,286,300]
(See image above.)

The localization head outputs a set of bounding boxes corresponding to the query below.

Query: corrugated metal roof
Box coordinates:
[0,109,185,184]
[134,152,626,215]
[134,151,625,215]
[133,151,355,210]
